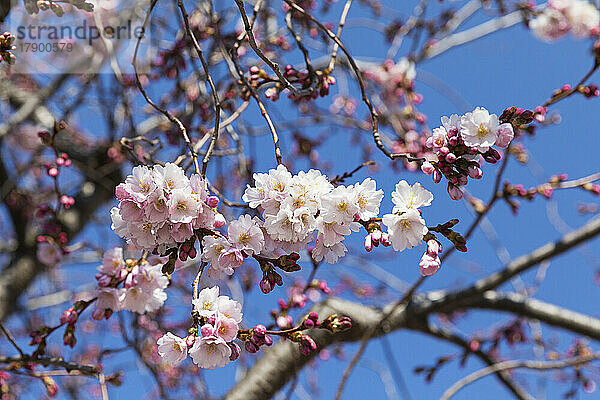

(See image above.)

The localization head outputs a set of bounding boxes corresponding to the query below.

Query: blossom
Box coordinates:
[153,163,188,192]
[227,214,264,255]
[242,171,270,208]
[189,336,232,369]
[530,8,571,41]
[266,164,293,201]
[566,0,599,37]
[124,165,155,203]
[214,314,238,342]
[168,187,198,224]
[312,234,348,263]
[192,286,220,318]
[460,107,500,152]
[120,263,168,314]
[201,236,235,280]
[495,123,515,148]
[112,163,219,251]
[382,209,428,252]
[98,247,124,276]
[216,296,243,323]
[95,287,121,312]
[157,332,188,365]
[419,253,441,276]
[320,186,359,224]
[352,178,384,221]
[391,181,433,213]
[37,242,62,266]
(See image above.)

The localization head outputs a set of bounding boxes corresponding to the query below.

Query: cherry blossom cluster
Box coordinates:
[530,0,599,41]
[157,286,242,369]
[242,164,384,265]
[364,58,418,105]
[85,248,169,319]
[110,163,224,253]
[422,106,517,201]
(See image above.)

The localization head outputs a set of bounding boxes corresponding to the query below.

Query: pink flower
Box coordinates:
[227,214,264,256]
[214,315,239,342]
[189,336,232,369]
[157,332,188,365]
[99,248,124,276]
[124,165,156,203]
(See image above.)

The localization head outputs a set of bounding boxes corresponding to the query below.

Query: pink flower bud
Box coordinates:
[426,239,441,256]
[364,235,372,252]
[47,167,59,177]
[445,153,457,163]
[200,324,214,337]
[380,232,391,247]
[419,253,441,276]
[91,309,105,321]
[495,123,514,148]
[447,183,463,200]
[245,340,259,353]
[467,165,483,179]
[213,213,226,228]
[186,335,195,347]
[229,342,241,361]
[207,196,219,208]
[433,169,442,183]
[421,161,435,175]
[371,229,381,244]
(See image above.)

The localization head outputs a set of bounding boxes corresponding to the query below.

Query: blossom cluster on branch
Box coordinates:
[530,0,600,41]
[422,106,521,200]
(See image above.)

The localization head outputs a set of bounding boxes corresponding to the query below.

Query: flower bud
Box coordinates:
[433,169,442,183]
[467,165,483,179]
[364,235,372,252]
[495,123,514,148]
[245,340,259,353]
[447,183,463,201]
[207,196,219,208]
[421,161,435,175]
[229,342,241,361]
[213,213,226,228]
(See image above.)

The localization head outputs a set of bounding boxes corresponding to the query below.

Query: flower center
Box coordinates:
[477,124,488,138]
[138,182,150,193]
[176,201,187,211]
[238,232,251,244]
[400,220,412,230]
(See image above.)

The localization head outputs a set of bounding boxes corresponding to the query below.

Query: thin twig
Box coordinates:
[131,0,201,174]
[176,0,222,177]
[0,323,24,357]
[282,0,424,164]
[233,0,301,96]
[441,353,600,400]
[328,0,354,72]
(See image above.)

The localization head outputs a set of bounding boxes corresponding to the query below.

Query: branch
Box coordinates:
[441,353,600,400]
[223,298,410,400]
[464,291,600,341]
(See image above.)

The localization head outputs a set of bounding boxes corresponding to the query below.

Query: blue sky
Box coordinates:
[4,0,600,399]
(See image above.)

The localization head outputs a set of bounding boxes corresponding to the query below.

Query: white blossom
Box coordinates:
[157,332,188,365]
[391,181,433,213]
[460,107,500,152]
[382,209,428,252]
